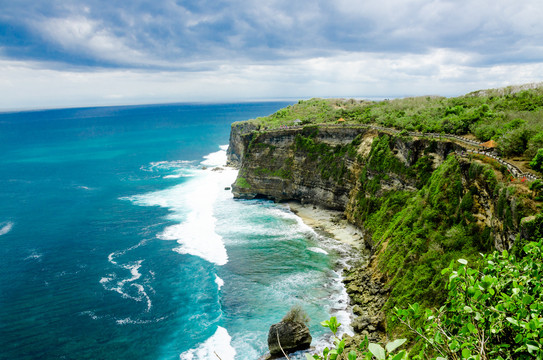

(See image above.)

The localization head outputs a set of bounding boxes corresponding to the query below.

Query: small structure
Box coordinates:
[293,119,302,126]
[480,139,497,151]
[337,118,345,123]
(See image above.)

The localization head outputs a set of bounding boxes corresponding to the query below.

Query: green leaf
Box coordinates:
[526,340,539,354]
[337,339,345,354]
[506,317,519,326]
[359,335,369,351]
[462,348,472,358]
[368,343,386,360]
[458,258,468,265]
[391,351,406,360]
[385,339,407,353]
[348,351,357,360]
[522,294,534,305]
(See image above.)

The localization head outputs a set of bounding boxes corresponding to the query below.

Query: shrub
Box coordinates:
[282,304,310,324]
[310,240,543,360]
[530,148,543,173]
[395,240,543,359]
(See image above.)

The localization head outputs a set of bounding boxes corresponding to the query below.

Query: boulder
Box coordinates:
[267,320,312,357]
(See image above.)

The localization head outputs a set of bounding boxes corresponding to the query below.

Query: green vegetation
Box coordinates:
[282,304,310,324]
[293,132,361,184]
[530,149,543,173]
[234,177,251,189]
[311,239,543,360]
[530,180,543,200]
[343,135,534,327]
[249,85,543,159]
[235,84,543,359]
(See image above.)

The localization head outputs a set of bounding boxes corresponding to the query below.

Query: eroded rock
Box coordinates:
[267,320,312,357]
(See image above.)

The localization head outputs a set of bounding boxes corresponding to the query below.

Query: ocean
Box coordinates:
[0,103,353,360]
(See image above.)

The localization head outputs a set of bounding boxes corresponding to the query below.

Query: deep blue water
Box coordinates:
[0,103,353,360]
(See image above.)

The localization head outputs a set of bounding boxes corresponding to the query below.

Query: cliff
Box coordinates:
[227,121,542,342]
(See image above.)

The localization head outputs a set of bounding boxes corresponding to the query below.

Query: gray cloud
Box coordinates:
[1,0,543,109]
[0,0,540,69]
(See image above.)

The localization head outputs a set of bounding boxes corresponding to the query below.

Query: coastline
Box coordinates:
[287,202,364,249]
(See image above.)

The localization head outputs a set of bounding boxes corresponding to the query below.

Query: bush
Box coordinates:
[530,148,543,173]
[395,240,543,359]
[310,240,543,360]
[282,304,310,324]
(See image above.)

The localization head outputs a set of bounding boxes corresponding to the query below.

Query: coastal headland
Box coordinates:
[226,85,543,355]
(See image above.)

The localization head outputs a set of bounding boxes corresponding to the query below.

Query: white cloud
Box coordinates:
[34,16,174,67]
[1,0,543,109]
[2,48,543,110]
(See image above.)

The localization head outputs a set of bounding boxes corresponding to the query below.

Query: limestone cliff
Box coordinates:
[227,121,542,342]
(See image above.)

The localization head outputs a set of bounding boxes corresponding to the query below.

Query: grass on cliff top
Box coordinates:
[245,83,543,163]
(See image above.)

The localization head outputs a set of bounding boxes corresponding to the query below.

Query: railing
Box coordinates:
[455,150,541,181]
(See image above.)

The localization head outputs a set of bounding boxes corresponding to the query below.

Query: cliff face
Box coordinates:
[226,121,260,167]
[231,125,366,209]
[228,121,541,341]
[228,122,536,250]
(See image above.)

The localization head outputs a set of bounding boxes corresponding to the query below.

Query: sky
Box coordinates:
[1,0,543,110]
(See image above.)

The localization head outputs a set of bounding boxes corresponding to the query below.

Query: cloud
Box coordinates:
[2,47,542,110]
[1,0,540,68]
[0,0,543,108]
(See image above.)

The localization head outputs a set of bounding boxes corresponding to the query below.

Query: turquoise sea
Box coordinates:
[0,103,353,359]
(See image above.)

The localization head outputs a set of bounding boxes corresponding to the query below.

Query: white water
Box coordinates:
[179,326,236,360]
[0,221,14,236]
[125,146,236,266]
[100,239,154,312]
[122,145,354,358]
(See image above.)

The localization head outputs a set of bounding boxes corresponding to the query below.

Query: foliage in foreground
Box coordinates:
[309,239,543,360]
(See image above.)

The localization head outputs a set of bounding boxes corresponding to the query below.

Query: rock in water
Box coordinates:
[267,320,312,357]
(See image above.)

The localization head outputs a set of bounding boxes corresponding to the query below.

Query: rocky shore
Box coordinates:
[286,202,388,345]
[287,202,363,248]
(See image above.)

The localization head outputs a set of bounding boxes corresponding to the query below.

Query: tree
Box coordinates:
[529,179,543,199]
[530,149,543,173]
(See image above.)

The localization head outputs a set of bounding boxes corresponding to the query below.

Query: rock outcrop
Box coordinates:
[267,320,312,358]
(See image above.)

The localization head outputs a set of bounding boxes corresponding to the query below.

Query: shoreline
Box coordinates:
[287,202,364,249]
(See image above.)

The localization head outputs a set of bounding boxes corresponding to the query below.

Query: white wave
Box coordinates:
[163,173,195,179]
[215,275,224,291]
[142,160,194,172]
[200,145,228,166]
[100,259,153,311]
[125,146,238,266]
[0,221,14,236]
[179,326,236,360]
[116,316,167,325]
[308,247,328,255]
[80,311,99,320]
[24,250,43,261]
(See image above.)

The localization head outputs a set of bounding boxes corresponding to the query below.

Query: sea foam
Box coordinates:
[179,326,236,360]
[0,221,14,236]
[125,145,236,266]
